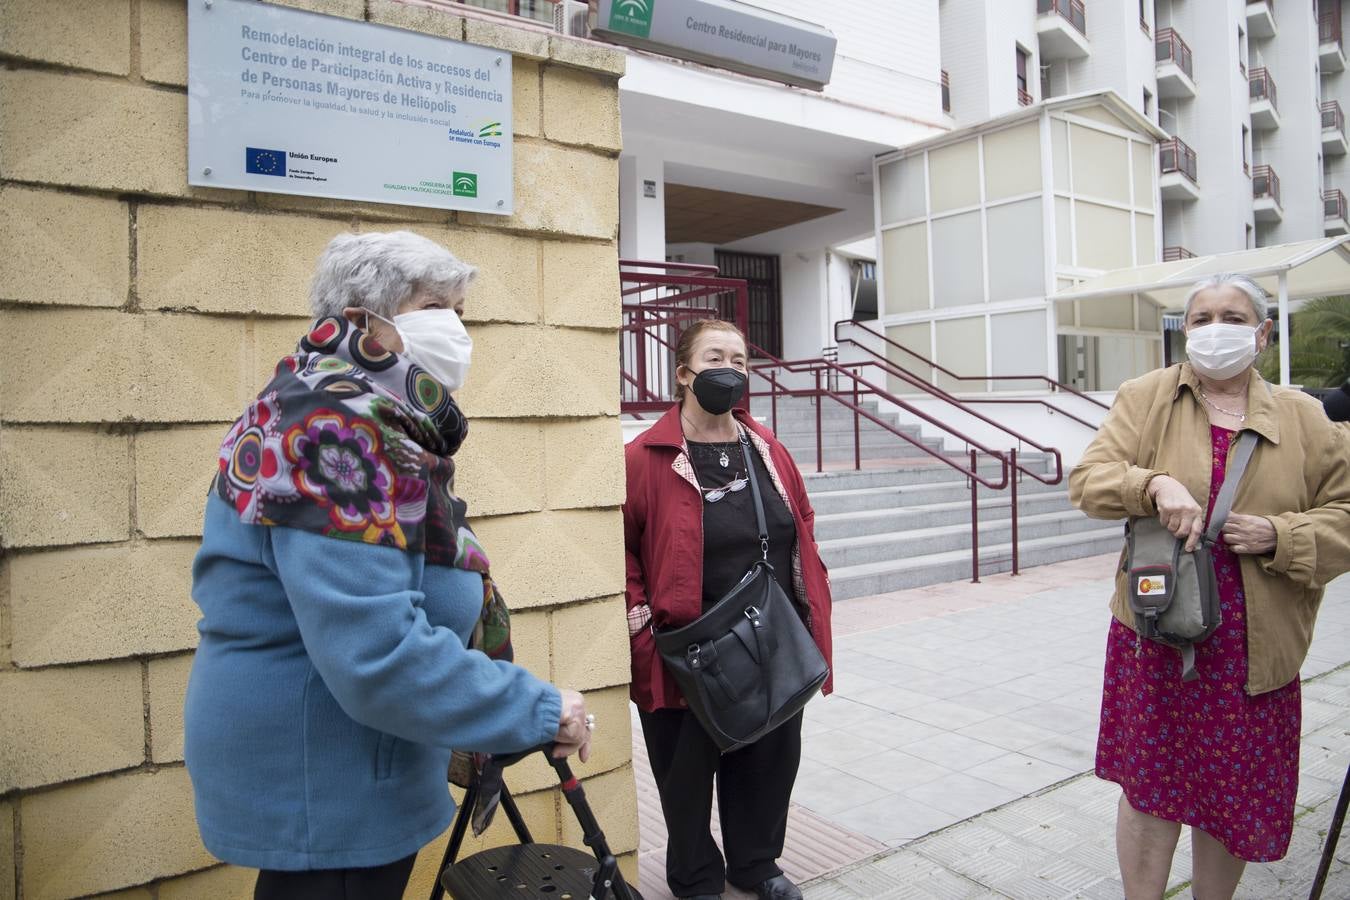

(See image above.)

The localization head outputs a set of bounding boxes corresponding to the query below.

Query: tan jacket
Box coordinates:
[1069,363,1350,695]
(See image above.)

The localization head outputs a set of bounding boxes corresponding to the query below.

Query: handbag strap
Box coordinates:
[738,430,770,561]
[1203,429,1259,546]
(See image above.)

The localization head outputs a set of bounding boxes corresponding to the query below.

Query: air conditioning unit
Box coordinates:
[553,0,591,37]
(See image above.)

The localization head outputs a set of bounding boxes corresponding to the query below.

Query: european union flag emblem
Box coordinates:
[245,147,286,177]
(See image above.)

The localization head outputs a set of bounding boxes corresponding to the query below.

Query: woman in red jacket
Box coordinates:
[623,319,833,900]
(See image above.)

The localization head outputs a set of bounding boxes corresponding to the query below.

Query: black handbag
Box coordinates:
[653,432,830,753]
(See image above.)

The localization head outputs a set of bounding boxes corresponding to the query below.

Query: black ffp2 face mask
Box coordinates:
[688,367,747,415]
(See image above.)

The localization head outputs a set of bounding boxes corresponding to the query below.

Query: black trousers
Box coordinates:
[254,853,417,900]
[640,708,803,898]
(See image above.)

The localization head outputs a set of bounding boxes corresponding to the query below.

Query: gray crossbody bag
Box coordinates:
[1125,430,1258,682]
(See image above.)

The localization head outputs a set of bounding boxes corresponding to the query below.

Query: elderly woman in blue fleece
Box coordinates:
[184,230,593,900]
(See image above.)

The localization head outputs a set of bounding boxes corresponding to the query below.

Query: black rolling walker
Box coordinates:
[1308,763,1350,900]
[430,745,643,900]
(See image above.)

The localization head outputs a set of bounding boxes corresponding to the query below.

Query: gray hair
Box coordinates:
[308,230,477,320]
[1182,273,1270,324]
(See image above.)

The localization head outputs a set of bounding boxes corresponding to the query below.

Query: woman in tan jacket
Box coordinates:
[1070,273,1350,900]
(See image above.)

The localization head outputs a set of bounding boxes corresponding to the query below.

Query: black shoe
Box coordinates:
[750,875,802,900]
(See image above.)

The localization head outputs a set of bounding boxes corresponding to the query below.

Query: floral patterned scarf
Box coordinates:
[212,316,511,659]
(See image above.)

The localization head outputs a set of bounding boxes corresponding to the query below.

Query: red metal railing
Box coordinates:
[1140,12,1150,35]
[941,69,951,113]
[1163,245,1197,261]
[1249,66,1278,112]
[1321,2,1342,47]
[619,260,750,414]
[1160,137,1198,184]
[619,259,1055,582]
[836,318,1108,416]
[1037,0,1087,36]
[1323,100,1345,136]
[744,348,1022,580]
[1018,87,1034,107]
[1324,188,1348,221]
[1155,28,1193,80]
[1252,164,1281,206]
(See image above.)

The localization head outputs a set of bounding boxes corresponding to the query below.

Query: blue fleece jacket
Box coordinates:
[184,493,562,871]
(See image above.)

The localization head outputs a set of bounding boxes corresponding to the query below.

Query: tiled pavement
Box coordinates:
[631,555,1350,900]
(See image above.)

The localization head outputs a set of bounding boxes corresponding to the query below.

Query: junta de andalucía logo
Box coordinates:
[609,0,654,38]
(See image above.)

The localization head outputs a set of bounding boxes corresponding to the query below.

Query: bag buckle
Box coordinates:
[686,643,702,669]
[760,538,769,560]
[744,606,762,628]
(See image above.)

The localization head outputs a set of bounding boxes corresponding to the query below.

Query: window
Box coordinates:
[1139,0,1150,34]
[1242,124,1250,175]
[1016,46,1032,106]
[1238,26,1247,76]
[1041,64,1052,100]
[452,0,553,24]
[1143,87,1153,120]
[1246,224,1254,248]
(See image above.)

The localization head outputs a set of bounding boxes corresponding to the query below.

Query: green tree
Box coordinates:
[1258,295,1350,387]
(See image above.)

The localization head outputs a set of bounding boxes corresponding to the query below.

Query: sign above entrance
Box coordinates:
[592,0,836,91]
[187,0,513,213]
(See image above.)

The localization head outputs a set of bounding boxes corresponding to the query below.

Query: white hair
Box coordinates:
[1182,273,1270,324]
[308,230,477,320]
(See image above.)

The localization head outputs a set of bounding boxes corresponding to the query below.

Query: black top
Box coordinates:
[687,439,797,611]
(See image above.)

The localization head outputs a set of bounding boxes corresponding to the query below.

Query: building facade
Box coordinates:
[941,0,1350,257]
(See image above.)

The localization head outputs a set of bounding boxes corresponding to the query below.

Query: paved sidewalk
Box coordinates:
[632,555,1350,900]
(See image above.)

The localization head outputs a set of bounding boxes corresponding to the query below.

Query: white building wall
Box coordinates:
[1160,0,1252,256]
[939,0,991,122]
[985,1,1040,118]
[744,0,944,120]
[1261,7,1325,244]
[1325,0,1350,205]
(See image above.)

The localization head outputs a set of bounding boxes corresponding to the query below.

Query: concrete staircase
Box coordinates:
[753,394,1122,601]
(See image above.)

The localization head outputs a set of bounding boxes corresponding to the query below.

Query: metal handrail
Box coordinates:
[1160,136,1199,184]
[835,318,1111,411]
[1322,100,1345,136]
[1163,246,1197,261]
[835,338,1100,441]
[1253,164,1281,206]
[1321,4,1342,46]
[1249,66,1278,112]
[1324,188,1347,221]
[941,69,951,113]
[1017,87,1034,107]
[744,350,1009,485]
[1155,27,1193,80]
[1037,0,1086,36]
[747,347,1022,581]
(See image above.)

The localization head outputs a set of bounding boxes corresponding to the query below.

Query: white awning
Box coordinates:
[1054,237,1350,308]
[1052,237,1350,385]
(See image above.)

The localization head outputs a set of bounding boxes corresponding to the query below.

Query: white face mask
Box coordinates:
[370,308,473,392]
[1185,322,1258,381]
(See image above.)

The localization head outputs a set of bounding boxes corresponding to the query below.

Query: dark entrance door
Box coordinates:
[714,251,782,357]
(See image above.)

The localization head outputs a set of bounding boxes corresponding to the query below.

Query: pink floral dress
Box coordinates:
[1096,425,1302,862]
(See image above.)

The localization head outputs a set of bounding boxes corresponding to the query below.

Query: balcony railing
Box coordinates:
[1018,87,1034,106]
[1160,137,1198,184]
[1037,0,1087,36]
[1140,13,1150,36]
[1163,246,1197,261]
[1155,27,1193,80]
[1253,164,1281,205]
[1324,100,1346,135]
[1325,188,1347,220]
[1321,3,1342,46]
[941,69,951,113]
[1249,66,1278,111]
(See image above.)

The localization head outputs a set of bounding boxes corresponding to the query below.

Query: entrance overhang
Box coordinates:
[1052,237,1350,385]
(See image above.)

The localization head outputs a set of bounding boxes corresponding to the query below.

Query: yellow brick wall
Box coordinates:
[0,2,632,897]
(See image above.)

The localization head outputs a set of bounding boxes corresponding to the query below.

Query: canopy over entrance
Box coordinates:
[1053,237,1350,385]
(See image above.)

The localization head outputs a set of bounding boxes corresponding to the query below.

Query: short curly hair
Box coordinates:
[308,230,477,320]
